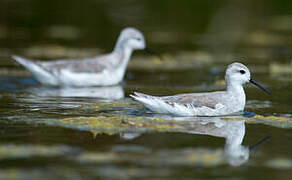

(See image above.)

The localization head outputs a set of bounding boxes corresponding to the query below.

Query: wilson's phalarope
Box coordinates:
[12,27,149,87]
[131,62,271,116]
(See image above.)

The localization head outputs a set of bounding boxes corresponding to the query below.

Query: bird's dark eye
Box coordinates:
[135,38,141,41]
[239,70,246,74]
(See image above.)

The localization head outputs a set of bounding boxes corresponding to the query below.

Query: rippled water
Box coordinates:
[1,64,292,179]
[1,0,292,179]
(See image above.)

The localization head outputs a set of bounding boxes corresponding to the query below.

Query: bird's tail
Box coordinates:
[130,92,163,112]
[12,55,40,70]
[12,55,56,85]
[130,92,195,116]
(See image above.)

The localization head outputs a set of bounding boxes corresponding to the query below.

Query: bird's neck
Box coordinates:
[227,82,244,94]
[113,42,133,68]
[226,82,246,108]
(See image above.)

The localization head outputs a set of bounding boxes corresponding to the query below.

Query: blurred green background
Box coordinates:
[1,0,292,54]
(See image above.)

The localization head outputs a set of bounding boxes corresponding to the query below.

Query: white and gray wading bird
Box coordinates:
[131,62,271,116]
[12,27,150,86]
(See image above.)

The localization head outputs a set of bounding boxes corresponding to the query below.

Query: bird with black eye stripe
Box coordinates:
[131,62,271,116]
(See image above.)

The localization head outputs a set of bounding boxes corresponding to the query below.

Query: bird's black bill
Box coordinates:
[249,136,271,151]
[249,78,271,95]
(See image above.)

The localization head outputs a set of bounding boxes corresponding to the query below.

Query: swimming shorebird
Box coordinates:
[131,62,271,116]
[12,27,149,86]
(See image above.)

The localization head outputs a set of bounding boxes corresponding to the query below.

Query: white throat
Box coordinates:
[113,44,133,69]
[227,82,244,94]
[226,81,246,110]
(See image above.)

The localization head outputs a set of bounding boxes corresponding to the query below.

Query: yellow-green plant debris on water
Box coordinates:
[270,62,292,75]
[266,159,292,169]
[183,149,224,167]
[129,51,213,70]
[76,148,225,167]
[81,101,136,110]
[222,115,292,128]
[55,115,185,136]
[0,144,78,159]
[214,78,226,87]
[245,30,286,46]
[77,152,119,163]
[43,113,292,137]
[0,68,32,77]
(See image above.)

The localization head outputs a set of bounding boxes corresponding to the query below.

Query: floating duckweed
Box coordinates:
[0,169,21,180]
[246,30,285,46]
[77,152,118,163]
[90,130,116,138]
[75,148,225,167]
[266,158,292,169]
[50,113,292,136]
[175,51,213,63]
[150,117,167,122]
[252,115,289,121]
[214,78,226,87]
[187,149,224,166]
[57,116,184,135]
[223,115,292,128]
[222,114,291,121]
[0,68,32,77]
[81,101,134,110]
[0,144,78,159]
[129,51,213,70]
[221,116,246,121]
[152,56,163,65]
[270,63,292,74]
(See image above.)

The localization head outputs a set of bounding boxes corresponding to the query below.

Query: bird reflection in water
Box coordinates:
[27,85,124,99]
[120,116,269,166]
